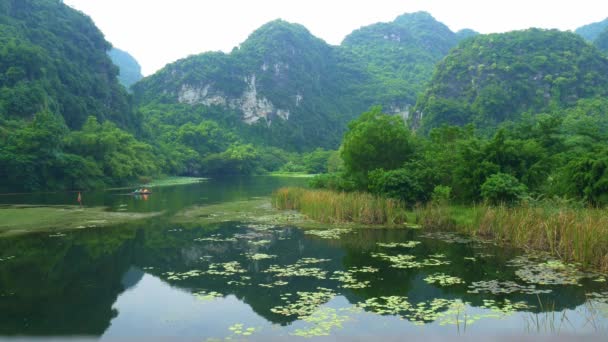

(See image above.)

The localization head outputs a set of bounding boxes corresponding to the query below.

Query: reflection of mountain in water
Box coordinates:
[0,220,602,336]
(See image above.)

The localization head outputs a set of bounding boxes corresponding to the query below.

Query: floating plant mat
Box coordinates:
[163,261,247,280]
[424,273,464,286]
[377,241,421,248]
[0,205,161,236]
[330,267,379,289]
[507,254,590,286]
[371,252,450,269]
[419,231,479,244]
[357,296,533,325]
[265,258,331,279]
[304,228,353,239]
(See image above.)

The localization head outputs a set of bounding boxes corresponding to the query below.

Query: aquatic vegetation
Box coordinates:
[48,233,67,238]
[464,257,477,261]
[265,264,327,279]
[164,270,205,281]
[419,231,475,244]
[259,280,289,288]
[194,234,237,243]
[358,296,459,324]
[330,271,371,289]
[244,253,277,260]
[467,280,551,295]
[270,288,336,318]
[206,261,246,276]
[587,291,608,304]
[418,203,608,271]
[0,256,15,262]
[249,239,271,246]
[481,299,534,314]
[359,296,534,326]
[0,205,161,236]
[424,273,464,286]
[228,323,256,336]
[272,187,408,225]
[194,290,223,302]
[227,280,249,286]
[371,252,450,269]
[348,266,379,273]
[508,255,584,285]
[292,307,352,337]
[377,241,421,248]
[304,228,352,239]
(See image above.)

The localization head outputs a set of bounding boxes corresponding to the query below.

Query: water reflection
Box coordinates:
[0,217,606,338]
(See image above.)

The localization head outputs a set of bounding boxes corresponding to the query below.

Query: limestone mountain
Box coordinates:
[413,29,608,133]
[340,11,477,117]
[109,48,143,90]
[0,0,136,130]
[134,13,474,151]
[134,19,366,150]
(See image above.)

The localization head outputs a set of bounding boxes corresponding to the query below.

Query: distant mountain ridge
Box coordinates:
[109,48,143,90]
[575,17,608,41]
[134,12,476,150]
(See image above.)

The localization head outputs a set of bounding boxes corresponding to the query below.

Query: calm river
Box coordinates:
[0,177,607,340]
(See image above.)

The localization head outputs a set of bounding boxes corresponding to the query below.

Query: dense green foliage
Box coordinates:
[414,29,608,133]
[341,107,414,186]
[0,0,135,129]
[340,12,476,111]
[108,48,143,89]
[314,97,608,207]
[3,3,608,198]
[0,0,151,191]
[575,17,608,41]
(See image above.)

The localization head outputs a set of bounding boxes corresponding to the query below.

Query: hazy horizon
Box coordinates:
[64,0,608,76]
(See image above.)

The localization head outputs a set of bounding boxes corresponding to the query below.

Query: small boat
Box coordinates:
[131,190,152,195]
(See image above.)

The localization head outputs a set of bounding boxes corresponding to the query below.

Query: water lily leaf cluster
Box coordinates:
[424,273,464,286]
[304,228,352,239]
[371,252,451,269]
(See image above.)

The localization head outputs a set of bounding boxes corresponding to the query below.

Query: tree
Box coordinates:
[341,106,414,187]
[481,173,528,205]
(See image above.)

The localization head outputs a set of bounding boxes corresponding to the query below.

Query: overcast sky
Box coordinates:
[64,0,608,76]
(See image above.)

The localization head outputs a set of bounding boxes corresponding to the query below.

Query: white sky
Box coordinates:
[64,0,608,76]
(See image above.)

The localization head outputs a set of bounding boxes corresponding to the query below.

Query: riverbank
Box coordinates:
[272,187,608,272]
[415,203,608,272]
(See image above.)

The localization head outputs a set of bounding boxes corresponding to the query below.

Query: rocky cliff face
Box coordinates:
[132,13,475,149]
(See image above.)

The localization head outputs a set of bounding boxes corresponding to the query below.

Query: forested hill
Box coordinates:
[134,19,364,151]
[134,12,475,151]
[0,0,135,130]
[109,48,143,90]
[0,0,157,191]
[340,11,478,116]
[413,29,608,133]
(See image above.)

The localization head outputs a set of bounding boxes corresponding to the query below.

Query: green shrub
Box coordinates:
[481,173,528,205]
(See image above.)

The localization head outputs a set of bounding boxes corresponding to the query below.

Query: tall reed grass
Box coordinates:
[416,203,608,271]
[272,187,407,225]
